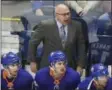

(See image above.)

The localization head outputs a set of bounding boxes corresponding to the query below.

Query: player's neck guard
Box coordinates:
[2,70,16,89]
[49,67,65,85]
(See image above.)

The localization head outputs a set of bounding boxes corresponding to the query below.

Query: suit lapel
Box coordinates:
[51,20,75,49]
[65,24,73,47]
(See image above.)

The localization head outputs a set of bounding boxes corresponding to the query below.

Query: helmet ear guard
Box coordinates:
[50,62,55,67]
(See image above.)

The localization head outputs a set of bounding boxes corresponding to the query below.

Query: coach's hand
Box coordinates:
[76,66,83,76]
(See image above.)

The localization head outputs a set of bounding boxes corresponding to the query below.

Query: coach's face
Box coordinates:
[55,4,71,25]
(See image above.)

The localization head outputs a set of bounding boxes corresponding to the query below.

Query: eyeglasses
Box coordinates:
[56,12,70,16]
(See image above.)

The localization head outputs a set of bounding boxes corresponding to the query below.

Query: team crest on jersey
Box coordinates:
[54,84,59,90]
[34,81,38,87]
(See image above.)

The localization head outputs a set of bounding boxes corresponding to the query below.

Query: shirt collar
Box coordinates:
[55,18,63,29]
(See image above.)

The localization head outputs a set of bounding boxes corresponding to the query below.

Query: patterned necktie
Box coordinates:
[60,25,66,48]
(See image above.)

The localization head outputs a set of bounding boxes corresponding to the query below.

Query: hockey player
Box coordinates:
[77,63,112,90]
[1,52,33,90]
[35,50,80,90]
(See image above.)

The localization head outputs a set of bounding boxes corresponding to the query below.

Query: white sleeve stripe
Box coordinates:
[87,78,94,90]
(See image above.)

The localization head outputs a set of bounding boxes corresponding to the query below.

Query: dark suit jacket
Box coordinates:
[28,19,86,69]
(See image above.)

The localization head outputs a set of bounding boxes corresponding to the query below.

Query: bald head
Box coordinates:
[55,4,69,14]
[55,4,71,25]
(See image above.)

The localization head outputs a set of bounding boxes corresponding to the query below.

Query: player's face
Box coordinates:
[54,61,66,75]
[96,76,108,89]
[56,7,71,25]
[7,63,19,77]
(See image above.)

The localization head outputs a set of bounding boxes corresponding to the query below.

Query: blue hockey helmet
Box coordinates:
[1,52,20,66]
[48,51,67,65]
[91,63,108,78]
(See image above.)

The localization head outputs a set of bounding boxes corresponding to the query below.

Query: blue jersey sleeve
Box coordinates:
[73,72,81,89]
[77,77,93,90]
[21,69,34,90]
[35,72,42,90]
[106,78,112,90]
[35,68,48,90]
